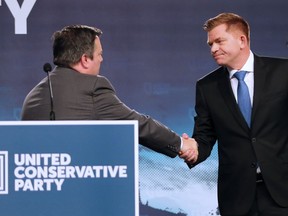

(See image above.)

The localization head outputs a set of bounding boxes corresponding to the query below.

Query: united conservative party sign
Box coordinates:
[0,121,139,216]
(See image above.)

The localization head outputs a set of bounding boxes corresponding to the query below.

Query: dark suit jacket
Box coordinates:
[192,54,288,215]
[21,67,181,157]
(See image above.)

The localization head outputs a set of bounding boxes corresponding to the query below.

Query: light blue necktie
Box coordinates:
[233,71,251,127]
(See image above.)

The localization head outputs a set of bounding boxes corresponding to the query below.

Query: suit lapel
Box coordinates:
[217,67,250,131]
[251,55,268,124]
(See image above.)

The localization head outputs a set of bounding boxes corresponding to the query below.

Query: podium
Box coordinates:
[0,121,139,216]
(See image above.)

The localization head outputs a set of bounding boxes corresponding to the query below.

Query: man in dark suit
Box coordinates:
[21,25,198,161]
[180,13,288,215]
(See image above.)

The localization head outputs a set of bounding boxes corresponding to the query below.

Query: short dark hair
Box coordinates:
[203,13,250,43]
[52,25,103,67]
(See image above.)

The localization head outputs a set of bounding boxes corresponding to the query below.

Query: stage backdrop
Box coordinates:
[1,0,288,215]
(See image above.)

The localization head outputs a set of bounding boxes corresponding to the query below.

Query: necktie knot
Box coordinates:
[233,71,247,81]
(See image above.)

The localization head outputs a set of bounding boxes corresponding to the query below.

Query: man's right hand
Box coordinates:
[179,133,198,164]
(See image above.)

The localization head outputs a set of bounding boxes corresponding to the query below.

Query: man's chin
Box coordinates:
[215,60,224,66]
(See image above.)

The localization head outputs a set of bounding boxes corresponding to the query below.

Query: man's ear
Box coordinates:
[80,54,90,69]
[239,34,248,49]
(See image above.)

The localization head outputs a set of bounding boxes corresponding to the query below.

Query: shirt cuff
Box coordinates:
[180,137,183,150]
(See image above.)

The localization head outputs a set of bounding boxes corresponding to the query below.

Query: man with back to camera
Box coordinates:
[180,13,288,215]
[21,25,198,162]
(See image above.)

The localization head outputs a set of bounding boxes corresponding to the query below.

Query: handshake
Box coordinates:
[179,133,198,164]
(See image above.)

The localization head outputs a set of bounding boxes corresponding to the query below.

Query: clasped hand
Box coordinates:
[179,133,198,164]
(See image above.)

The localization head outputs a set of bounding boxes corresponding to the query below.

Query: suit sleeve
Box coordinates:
[189,81,217,167]
[92,76,181,158]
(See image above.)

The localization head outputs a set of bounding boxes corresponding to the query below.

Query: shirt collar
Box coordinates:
[229,50,254,79]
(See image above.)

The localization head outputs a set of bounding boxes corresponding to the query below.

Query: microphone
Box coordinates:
[43,63,52,73]
[43,63,55,120]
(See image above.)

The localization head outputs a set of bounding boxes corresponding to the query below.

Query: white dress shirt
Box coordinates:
[229,50,254,106]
